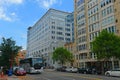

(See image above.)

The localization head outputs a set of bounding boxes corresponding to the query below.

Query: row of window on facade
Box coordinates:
[101,0,113,8]
[101,5,114,18]
[78,19,86,28]
[89,26,116,41]
[89,22,100,32]
[88,0,98,9]
[77,1,114,28]
[88,5,98,17]
[29,23,71,37]
[89,16,115,33]
[101,15,115,27]
[77,0,84,7]
[29,47,56,56]
[88,2,114,18]
[88,0,113,9]
[77,44,87,51]
[51,36,71,42]
[77,12,85,21]
[51,26,71,31]
[88,13,99,24]
[76,53,87,60]
[75,52,97,61]
[89,31,100,41]
[78,28,86,35]
[77,5,84,13]
[51,31,71,36]
[78,36,86,43]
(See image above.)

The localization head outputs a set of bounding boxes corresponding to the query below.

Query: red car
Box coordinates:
[14,68,26,76]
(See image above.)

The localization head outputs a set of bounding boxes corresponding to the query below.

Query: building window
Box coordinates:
[57,32,63,35]
[116,19,118,23]
[51,31,55,34]
[52,22,55,24]
[65,28,70,31]
[51,36,55,39]
[65,33,70,36]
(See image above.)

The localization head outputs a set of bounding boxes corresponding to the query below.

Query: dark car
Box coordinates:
[78,68,92,74]
[14,67,26,76]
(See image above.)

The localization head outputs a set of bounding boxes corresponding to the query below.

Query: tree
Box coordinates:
[52,47,73,66]
[91,30,120,73]
[91,30,120,60]
[0,37,22,68]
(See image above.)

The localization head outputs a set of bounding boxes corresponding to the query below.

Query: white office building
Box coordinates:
[26,9,74,67]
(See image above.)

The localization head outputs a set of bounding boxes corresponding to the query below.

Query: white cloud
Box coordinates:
[10,12,16,16]
[0,7,12,21]
[0,0,23,5]
[0,0,23,22]
[36,0,62,9]
[7,0,23,4]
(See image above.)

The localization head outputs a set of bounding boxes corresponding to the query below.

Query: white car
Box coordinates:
[65,67,78,73]
[105,68,120,77]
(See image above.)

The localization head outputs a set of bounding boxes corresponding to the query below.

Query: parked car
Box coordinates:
[105,68,120,77]
[56,66,67,72]
[65,67,78,73]
[78,68,92,74]
[14,67,26,76]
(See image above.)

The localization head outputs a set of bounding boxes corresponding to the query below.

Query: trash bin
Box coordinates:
[8,69,12,76]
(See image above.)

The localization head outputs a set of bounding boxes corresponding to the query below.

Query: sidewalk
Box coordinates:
[0,75,7,80]
[0,75,19,80]
[7,75,19,80]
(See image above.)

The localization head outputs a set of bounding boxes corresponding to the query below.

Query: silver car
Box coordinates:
[65,67,78,73]
[105,68,120,77]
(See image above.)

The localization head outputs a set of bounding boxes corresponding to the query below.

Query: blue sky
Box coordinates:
[0,0,73,49]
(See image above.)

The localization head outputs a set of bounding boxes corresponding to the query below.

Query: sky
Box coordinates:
[0,0,74,49]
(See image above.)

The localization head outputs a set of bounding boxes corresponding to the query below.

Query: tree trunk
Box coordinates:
[101,61,104,75]
[112,60,114,69]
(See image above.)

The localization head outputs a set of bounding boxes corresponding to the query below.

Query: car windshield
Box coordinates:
[19,68,24,71]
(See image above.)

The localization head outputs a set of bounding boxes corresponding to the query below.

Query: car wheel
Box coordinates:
[106,73,110,77]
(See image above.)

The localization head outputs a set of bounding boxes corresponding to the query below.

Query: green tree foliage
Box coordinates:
[0,37,22,68]
[52,47,73,66]
[91,30,120,60]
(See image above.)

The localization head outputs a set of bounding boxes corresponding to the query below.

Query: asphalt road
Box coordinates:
[18,69,120,80]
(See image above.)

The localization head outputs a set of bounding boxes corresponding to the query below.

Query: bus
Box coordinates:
[19,57,43,74]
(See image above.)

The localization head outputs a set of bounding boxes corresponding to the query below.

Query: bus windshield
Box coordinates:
[32,58,43,69]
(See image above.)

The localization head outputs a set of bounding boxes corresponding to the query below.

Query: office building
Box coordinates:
[27,9,74,67]
[74,0,120,70]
